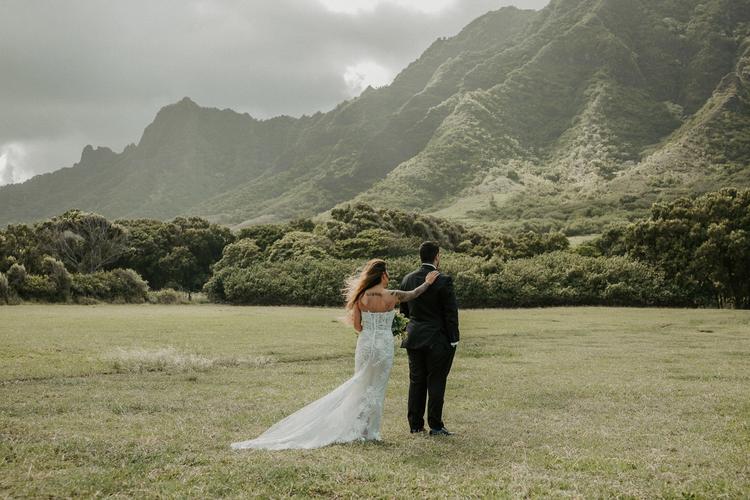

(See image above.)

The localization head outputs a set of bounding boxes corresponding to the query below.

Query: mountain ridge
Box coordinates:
[1,0,748,233]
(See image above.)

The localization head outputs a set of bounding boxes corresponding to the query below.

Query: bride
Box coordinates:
[231,259,439,450]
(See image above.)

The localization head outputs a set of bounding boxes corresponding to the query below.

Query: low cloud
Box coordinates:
[1,0,549,185]
[343,61,394,95]
[318,0,458,15]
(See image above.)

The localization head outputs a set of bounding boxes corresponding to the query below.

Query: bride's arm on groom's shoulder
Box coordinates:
[398,275,410,317]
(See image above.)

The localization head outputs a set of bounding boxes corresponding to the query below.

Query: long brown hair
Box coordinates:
[343,259,387,313]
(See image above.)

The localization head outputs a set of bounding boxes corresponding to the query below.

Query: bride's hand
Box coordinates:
[425,270,440,284]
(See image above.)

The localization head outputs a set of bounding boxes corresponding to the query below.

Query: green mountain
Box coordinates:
[357,0,750,233]
[1,0,749,234]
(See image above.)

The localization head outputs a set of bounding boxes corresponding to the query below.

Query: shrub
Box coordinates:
[213,239,262,272]
[147,288,189,304]
[6,263,27,291]
[71,268,148,303]
[0,273,8,304]
[589,188,750,308]
[41,256,72,301]
[210,251,672,308]
[453,270,493,308]
[488,252,672,307]
[236,224,287,252]
[221,267,294,305]
[222,257,356,306]
[203,268,231,303]
[267,232,334,262]
[110,268,149,303]
[76,296,100,305]
[1,256,18,274]
[324,203,469,250]
[333,229,418,259]
[19,275,57,301]
[3,262,68,302]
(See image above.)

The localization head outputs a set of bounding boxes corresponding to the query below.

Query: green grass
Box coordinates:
[1,305,749,498]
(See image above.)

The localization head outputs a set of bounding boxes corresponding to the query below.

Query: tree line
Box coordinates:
[1,188,748,308]
[579,188,750,309]
[0,210,232,303]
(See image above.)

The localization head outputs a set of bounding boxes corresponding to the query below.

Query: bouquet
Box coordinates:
[391,312,410,340]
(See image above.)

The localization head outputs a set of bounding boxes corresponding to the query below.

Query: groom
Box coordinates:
[399,241,459,436]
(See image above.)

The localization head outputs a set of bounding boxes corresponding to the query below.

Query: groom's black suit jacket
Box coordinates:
[399,264,459,349]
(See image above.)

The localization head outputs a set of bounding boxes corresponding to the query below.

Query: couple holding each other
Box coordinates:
[231,241,459,450]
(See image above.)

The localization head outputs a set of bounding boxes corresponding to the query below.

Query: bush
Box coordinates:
[19,275,57,302]
[324,203,470,250]
[203,268,231,303]
[333,229,418,259]
[209,251,672,308]
[589,188,750,308]
[267,232,334,262]
[213,239,262,272]
[1,260,73,302]
[235,224,287,252]
[41,256,71,301]
[453,270,493,308]
[0,273,8,304]
[1,255,17,274]
[6,263,27,291]
[147,288,189,304]
[71,268,149,303]
[222,257,356,306]
[204,252,668,308]
[488,252,673,307]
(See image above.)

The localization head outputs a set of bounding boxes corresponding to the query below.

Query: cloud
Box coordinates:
[318,0,457,15]
[343,61,394,95]
[0,0,550,186]
[0,143,30,185]
[0,136,91,186]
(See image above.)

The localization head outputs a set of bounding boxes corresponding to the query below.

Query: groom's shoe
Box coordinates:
[410,428,425,434]
[429,427,453,436]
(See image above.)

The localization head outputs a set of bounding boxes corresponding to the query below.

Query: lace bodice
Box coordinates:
[360,310,396,332]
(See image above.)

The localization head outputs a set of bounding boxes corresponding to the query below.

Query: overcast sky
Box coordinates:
[1,0,549,186]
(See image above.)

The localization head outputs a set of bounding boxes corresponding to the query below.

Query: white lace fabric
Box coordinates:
[231,310,396,450]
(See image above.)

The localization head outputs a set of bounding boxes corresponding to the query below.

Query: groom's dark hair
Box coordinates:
[419,241,440,263]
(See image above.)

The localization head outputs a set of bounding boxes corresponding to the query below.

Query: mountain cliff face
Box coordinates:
[357,0,750,232]
[1,0,748,233]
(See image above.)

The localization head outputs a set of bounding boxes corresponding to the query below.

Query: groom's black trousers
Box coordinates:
[406,342,455,431]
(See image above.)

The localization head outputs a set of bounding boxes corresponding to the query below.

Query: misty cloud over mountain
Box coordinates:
[0,0,548,185]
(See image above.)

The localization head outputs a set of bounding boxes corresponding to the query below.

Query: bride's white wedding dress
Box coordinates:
[231,310,397,450]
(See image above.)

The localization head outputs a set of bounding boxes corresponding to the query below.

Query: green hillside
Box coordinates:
[357,0,750,233]
[1,0,748,233]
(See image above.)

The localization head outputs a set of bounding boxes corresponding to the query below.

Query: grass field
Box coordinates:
[1,305,749,498]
